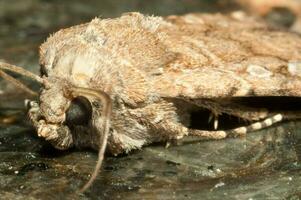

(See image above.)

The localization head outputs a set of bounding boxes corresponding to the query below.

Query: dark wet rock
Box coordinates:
[17,162,49,176]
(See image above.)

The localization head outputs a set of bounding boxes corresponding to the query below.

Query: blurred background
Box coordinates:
[0,0,301,199]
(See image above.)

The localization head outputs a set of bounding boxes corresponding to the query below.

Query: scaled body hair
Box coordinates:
[1,12,301,192]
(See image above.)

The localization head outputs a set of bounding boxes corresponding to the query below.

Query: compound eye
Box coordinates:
[65,97,92,126]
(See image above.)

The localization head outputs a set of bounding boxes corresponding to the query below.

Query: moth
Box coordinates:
[1,12,301,192]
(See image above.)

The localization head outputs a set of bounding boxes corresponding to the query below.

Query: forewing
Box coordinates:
[154,13,301,98]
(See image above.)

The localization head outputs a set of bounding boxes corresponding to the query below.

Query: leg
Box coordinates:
[189,98,269,122]
[128,101,189,141]
[189,113,284,139]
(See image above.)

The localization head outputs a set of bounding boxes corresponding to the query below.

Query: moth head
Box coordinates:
[0,62,112,193]
[0,62,102,129]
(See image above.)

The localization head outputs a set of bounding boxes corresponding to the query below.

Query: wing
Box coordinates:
[152,13,301,98]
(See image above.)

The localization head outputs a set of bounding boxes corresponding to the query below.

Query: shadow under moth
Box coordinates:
[0,12,301,192]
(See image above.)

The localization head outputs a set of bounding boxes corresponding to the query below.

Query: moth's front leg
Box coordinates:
[129,101,189,141]
[37,121,73,150]
[27,100,74,150]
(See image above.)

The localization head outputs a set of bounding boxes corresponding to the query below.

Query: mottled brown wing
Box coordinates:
[153,13,301,98]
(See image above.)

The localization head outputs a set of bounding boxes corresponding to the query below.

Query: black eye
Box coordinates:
[65,97,92,126]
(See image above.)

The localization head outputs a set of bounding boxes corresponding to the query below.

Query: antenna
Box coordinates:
[0,62,43,83]
[0,61,43,96]
[0,70,38,96]
[68,87,112,193]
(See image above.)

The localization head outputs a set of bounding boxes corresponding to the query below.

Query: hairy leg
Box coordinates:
[128,101,189,141]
